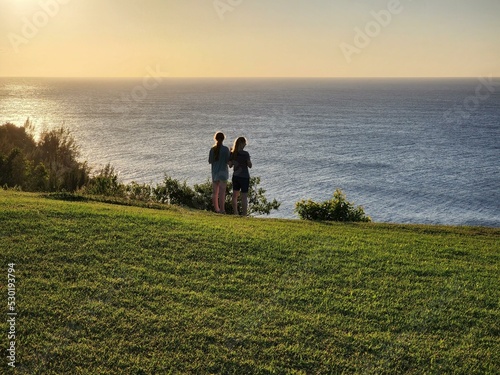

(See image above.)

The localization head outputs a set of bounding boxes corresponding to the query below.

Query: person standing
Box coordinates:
[208,132,230,213]
[229,137,252,216]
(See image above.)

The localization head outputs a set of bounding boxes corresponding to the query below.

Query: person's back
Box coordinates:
[209,132,230,213]
[209,145,230,181]
[231,150,250,178]
[229,137,252,216]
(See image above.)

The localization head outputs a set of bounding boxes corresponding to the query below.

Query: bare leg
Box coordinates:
[232,190,240,215]
[212,181,220,212]
[241,192,248,216]
[218,181,227,213]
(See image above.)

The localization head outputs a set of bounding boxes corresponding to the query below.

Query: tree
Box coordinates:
[0,148,27,188]
[36,126,89,191]
[0,122,89,192]
[0,121,36,156]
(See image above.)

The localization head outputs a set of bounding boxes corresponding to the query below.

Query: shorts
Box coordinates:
[232,176,250,193]
[212,171,228,183]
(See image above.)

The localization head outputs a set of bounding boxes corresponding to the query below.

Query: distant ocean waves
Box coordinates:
[1,77,499,226]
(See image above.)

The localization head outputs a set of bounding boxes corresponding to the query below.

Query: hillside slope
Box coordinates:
[1,191,499,374]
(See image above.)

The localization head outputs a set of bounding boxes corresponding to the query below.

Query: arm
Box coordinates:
[246,153,252,168]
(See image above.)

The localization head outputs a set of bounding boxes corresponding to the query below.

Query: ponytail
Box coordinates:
[212,132,225,161]
[213,143,221,161]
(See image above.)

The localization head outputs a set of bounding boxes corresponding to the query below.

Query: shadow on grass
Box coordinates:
[42,192,174,211]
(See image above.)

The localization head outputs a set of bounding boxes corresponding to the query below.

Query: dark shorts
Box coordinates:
[232,176,250,193]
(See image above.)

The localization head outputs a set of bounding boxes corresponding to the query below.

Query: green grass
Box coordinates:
[1,190,499,374]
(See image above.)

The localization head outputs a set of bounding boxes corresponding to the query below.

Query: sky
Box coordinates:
[0,0,499,77]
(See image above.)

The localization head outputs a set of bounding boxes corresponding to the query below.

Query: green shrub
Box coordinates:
[244,176,281,215]
[26,161,49,192]
[154,176,280,215]
[295,189,371,222]
[79,168,280,215]
[82,164,124,196]
[126,182,155,202]
[120,175,280,215]
[154,176,196,206]
[192,177,281,215]
[192,180,215,211]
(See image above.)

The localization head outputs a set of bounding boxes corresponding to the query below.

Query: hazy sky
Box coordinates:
[1,0,499,77]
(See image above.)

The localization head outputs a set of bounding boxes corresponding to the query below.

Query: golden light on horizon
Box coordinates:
[0,0,499,78]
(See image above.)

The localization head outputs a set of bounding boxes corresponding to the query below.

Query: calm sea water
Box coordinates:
[1,77,499,226]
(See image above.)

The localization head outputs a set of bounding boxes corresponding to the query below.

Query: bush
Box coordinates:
[246,176,281,215]
[82,164,124,196]
[80,172,280,216]
[192,177,281,215]
[154,176,280,215]
[295,189,371,222]
[154,176,195,206]
[126,182,155,202]
[26,161,49,192]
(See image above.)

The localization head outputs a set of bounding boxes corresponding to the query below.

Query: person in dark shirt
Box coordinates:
[229,137,252,216]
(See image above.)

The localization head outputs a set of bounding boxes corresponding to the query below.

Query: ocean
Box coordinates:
[1,77,499,226]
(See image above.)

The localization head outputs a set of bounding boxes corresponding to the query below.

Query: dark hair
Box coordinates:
[212,132,225,161]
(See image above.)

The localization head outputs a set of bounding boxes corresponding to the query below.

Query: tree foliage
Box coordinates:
[0,120,36,156]
[0,120,89,191]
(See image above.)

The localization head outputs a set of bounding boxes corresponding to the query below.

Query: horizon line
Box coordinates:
[1,76,498,79]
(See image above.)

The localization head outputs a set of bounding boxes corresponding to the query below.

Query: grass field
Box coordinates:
[0,190,499,374]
